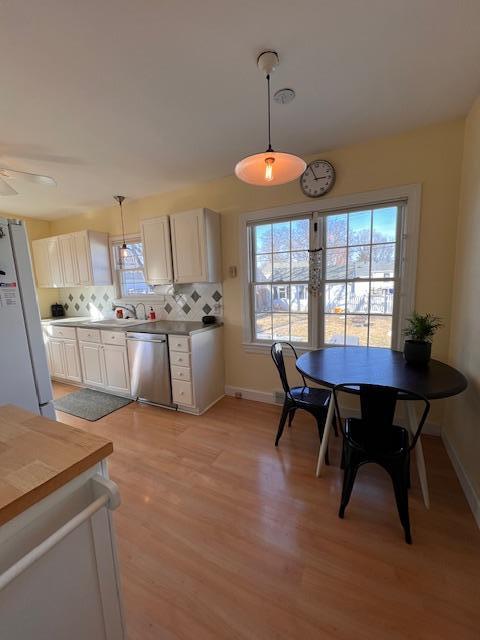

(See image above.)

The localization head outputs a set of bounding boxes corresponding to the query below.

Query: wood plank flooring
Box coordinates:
[53,382,480,640]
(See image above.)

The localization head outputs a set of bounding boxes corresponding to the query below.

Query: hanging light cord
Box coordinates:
[119,200,126,244]
[266,73,273,152]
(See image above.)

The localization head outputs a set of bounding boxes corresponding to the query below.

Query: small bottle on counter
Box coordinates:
[116,308,123,319]
[149,307,156,320]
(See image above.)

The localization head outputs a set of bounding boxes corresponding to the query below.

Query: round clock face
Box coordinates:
[300,160,335,198]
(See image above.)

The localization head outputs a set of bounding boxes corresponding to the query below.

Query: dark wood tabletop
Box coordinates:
[296,347,467,400]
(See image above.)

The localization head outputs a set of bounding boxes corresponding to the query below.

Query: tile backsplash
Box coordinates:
[50,283,223,321]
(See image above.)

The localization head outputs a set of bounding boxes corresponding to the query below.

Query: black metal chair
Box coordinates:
[333,383,430,544]
[271,342,337,463]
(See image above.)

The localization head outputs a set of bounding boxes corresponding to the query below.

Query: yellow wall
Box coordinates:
[0,212,57,317]
[444,98,480,513]
[48,119,464,409]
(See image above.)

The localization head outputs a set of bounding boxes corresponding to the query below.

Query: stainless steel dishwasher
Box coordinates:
[126,332,174,407]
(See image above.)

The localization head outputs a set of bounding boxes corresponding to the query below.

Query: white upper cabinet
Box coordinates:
[142,208,221,285]
[32,230,112,288]
[58,234,78,287]
[141,216,173,284]
[170,208,221,283]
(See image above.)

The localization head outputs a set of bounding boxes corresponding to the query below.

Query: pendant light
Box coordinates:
[235,51,306,186]
[113,195,129,261]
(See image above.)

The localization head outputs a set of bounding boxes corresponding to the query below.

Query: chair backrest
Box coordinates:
[270,342,306,396]
[333,383,430,450]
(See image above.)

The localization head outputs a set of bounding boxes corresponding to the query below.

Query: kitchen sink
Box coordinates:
[87,319,149,328]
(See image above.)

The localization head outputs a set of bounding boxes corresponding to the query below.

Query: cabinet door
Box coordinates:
[170,209,206,283]
[63,339,82,383]
[46,237,64,287]
[32,239,52,287]
[75,231,93,285]
[103,344,130,394]
[59,235,78,286]
[79,342,104,387]
[141,216,173,284]
[48,338,66,378]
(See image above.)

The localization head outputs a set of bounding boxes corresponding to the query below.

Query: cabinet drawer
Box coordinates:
[77,327,101,343]
[49,325,76,340]
[101,330,126,346]
[169,351,191,367]
[172,379,194,406]
[169,335,190,353]
[171,364,191,382]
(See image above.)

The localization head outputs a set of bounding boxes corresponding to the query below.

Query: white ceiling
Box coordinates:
[1,0,479,219]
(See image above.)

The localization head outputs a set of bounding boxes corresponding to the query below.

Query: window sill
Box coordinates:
[243,342,314,355]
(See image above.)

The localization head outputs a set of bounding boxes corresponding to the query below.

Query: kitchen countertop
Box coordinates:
[125,319,223,336]
[0,404,113,526]
[42,317,222,335]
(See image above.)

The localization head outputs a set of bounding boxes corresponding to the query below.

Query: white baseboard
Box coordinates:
[442,429,480,529]
[224,385,441,435]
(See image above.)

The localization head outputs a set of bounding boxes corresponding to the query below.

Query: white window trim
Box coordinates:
[110,233,167,303]
[240,184,421,354]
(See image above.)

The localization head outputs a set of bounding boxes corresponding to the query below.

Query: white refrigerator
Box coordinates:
[0,218,55,418]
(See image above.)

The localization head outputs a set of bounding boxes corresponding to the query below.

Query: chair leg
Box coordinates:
[333,409,340,437]
[275,401,290,447]
[390,460,412,544]
[339,450,360,518]
[288,408,297,427]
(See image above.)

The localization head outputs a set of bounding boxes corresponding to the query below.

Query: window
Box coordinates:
[247,200,406,349]
[112,238,154,297]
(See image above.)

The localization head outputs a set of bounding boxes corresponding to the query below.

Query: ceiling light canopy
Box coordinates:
[235,50,305,187]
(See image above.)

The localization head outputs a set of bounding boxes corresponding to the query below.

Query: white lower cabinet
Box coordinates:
[79,341,104,387]
[48,338,81,383]
[103,344,130,394]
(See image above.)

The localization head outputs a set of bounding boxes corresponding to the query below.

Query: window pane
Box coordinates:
[273,221,290,252]
[291,219,309,250]
[325,283,346,313]
[255,254,272,281]
[348,210,371,245]
[326,214,347,247]
[272,285,289,311]
[255,313,272,340]
[370,281,394,314]
[120,269,152,296]
[325,314,345,345]
[272,252,290,281]
[255,224,272,254]
[369,316,393,347]
[347,245,371,279]
[254,285,271,312]
[347,281,369,313]
[373,207,397,243]
[273,314,290,340]
[371,244,395,278]
[291,251,309,281]
[346,315,368,346]
[325,247,347,280]
[290,285,308,312]
[290,315,308,342]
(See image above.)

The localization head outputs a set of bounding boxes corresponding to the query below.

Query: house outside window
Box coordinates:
[111,238,154,297]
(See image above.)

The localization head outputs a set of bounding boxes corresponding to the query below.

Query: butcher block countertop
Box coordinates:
[0,405,113,526]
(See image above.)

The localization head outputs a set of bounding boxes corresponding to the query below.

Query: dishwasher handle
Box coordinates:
[126,337,166,344]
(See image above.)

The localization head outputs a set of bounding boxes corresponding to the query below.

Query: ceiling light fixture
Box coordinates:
[113,195,129,261]
[235,51,306,187]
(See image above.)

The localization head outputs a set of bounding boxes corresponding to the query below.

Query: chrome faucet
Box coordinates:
[112,303,137,319]
[134,302,147,320]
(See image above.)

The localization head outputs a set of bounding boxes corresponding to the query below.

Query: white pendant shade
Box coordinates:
[235,151,306,186]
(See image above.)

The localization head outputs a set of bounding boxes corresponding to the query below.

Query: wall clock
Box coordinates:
[300,160,335,198]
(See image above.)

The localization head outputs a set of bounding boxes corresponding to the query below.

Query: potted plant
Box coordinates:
[403,312,443,366]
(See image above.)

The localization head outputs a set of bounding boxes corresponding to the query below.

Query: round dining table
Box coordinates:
[296,347,467,508]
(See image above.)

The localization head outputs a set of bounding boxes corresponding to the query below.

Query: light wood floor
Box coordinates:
[53,382,480,640]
